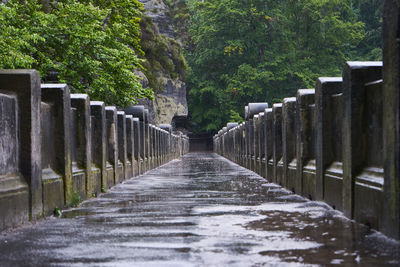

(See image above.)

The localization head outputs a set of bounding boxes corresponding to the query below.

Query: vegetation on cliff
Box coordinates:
[139,14,188,93]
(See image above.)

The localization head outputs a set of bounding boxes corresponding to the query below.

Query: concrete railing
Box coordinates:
[213,61,392,237]
[0,70,189,231]
[214,0,400,241]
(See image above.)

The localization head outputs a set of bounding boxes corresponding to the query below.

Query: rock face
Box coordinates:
[138,0,188,125]
[139,0,175,38]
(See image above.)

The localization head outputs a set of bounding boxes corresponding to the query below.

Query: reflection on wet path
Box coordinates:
[0,153,399,266]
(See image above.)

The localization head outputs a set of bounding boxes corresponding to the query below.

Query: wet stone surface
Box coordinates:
[1,153,399,266]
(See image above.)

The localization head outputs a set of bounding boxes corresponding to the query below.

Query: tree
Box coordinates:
[0,0,153,107]
[187,0,365,133]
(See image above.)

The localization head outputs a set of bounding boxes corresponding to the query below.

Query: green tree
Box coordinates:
[187,0,365,133]
[0,0,153,107]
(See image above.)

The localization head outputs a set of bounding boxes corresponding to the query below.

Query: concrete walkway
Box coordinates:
[0,153,399,266]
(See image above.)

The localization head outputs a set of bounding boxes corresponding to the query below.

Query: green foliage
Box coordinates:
[186,0,375,133]
[53,207,63,217]
[71,192,82,207]
[0,0,153,107]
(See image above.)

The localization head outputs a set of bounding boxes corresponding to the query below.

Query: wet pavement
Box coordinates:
[0,153,400,266]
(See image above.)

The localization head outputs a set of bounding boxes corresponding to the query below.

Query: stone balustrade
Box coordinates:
[0,70,189,231]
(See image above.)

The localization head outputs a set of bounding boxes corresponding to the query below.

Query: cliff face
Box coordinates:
[137,0,188,125]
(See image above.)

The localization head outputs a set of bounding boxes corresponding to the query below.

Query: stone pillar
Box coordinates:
[273,103,283,184]
[160,124,172,162]
[383,0,400,239]
[0,70,39,228]
[240,123,246,167]
[117,111,127,182]
[40,84,72,214]
[124,106,145,174]
[315,78,343,208]
[296,89,316,199]
[227,123,238,162]
[132,118,141,176]
[90,101,107,192]
[247,103,269,171]
[264,108,274,181]
[145,109,150,171]
[70,94,92,200]
[253,115,259,173]
[258,112,266,178]
[155,127,159,167]
[342,62,383,220]
[125,115,134,178]
[149,125,155,169]
[282,97,297,191]
[105,106,118,185]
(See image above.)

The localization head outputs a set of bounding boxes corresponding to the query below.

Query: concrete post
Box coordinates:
[383,0,400,239]
[315,78,343,208]
[258,112,266,178]
[117,111,127,182]
[296,89,316,199]
[0,70,39,227]
[41,84,72,213]
[342,62,383,219]
[70,94,92,200]
[125,115,134,178]
[132,118,140,176]
[90,101,107,192]
[273,103,283,184]
[124,106,145,174]
[264,108,273,181]
[145,109,150,171]
[105,106,118,185]
[282,97,297,191]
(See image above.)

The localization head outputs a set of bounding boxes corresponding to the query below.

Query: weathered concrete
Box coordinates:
[132,118,141,176]
[117,111,127,182]
[41,84,71,214]
[0,70,41,222]
[105,106,118,187]
[383,0,400,240]
[342,62,383,221]
[264,108,274,181]
[90,101,107,191]
[0,93,29,231]
[145,109,150,171]
[272,103,283,185]
[282,97,297,191]
[125,106,146,174]
[70,94,92,200]
[125,115,134,178]
[296,89,316,199]
[0,153,399,266]
[315,78,343,210]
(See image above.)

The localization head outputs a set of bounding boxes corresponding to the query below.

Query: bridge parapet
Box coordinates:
[0,71,188,232]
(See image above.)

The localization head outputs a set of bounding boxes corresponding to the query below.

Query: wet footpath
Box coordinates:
[1,153,400,266]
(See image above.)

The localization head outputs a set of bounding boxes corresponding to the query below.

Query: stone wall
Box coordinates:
[214,0,400,240]
[0,70,189,232]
